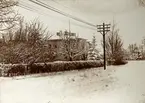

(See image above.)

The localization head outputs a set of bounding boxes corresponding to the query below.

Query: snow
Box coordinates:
[0,61,145,103]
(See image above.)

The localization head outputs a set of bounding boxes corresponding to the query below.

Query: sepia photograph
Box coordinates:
[0,0,145,103]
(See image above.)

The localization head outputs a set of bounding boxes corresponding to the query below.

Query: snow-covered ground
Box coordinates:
[0,61,145,103]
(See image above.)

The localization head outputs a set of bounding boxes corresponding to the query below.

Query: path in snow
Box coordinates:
[0,61,145,103]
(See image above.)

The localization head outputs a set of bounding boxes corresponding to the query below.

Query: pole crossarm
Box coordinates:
[97,23,111,70]
[97,23,111,34]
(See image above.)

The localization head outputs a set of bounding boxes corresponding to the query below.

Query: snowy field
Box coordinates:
[0,61,145,103]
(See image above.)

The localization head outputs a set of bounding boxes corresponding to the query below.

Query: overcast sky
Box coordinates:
[17,0,145,49]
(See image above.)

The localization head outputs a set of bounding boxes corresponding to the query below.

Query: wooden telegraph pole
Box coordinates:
[97,23,111,70]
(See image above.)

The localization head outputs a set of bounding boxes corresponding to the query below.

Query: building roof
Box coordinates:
[48,38,87,42]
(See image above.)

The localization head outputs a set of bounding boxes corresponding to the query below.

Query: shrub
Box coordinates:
[113,59,128,65]
[0,69,2,77]
[7,64,27,77]
[1,60,104,77]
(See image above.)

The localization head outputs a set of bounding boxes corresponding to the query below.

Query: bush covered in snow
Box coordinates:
[113,60,128,65]
[0,60,103,77]
[107,59,128,65]
[87,36,101,60]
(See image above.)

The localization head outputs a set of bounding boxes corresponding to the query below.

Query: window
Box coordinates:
[54,45,57,48]
[49,44,51,48]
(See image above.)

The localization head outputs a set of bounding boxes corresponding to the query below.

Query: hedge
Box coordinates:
[0,60,104,77]
[113,60,128,65]
[107,60,128,65]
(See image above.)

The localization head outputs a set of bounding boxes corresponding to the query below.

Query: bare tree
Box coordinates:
[105,21,124,63]
[127,37,145,60]
[0,0,19,32]
[139,36,145,59]
[13,17,27,42]
[138,0,145,6]
[18,19,53,64]
[0,19,54,64]
[57,30,88,61]
[128,43,139,59]
[128,44,138,53]
[142,36,145,47]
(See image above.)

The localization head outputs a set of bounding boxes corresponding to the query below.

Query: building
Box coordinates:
[47,38,89,61]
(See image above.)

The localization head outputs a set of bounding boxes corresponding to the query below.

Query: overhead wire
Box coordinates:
[44,0,77,12]
[18,1,97,31]
[19,1,52,17]
[19,2,36,12]
[29,0,97,28]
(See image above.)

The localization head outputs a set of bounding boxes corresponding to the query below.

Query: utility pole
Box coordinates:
[69,20,71,33]
[97,23,111,70]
